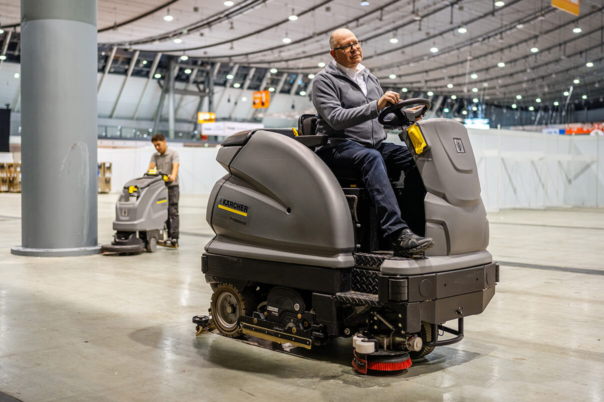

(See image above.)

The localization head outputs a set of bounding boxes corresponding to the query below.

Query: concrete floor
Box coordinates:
[1,193,604,402]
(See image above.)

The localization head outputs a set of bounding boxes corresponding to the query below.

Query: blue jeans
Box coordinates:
[316,141,416,238]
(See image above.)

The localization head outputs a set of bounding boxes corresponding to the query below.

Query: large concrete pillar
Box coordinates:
[11,0,100,257]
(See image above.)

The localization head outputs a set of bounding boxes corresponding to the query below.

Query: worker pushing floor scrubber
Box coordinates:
[193,97,499,375]
[101,170,177,254]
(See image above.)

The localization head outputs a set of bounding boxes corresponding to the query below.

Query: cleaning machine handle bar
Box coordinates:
[424,318,464,347]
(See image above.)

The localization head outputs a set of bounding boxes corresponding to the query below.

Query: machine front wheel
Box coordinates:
[146,237,157,253]
[210,283,255,338]
[410,321,437,359]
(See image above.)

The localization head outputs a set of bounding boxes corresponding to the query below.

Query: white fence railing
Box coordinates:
[99,128,604,211]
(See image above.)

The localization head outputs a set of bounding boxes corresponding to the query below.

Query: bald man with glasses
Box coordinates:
[311,28,434,256]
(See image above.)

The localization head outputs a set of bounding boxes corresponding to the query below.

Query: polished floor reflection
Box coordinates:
[1,193,603,401]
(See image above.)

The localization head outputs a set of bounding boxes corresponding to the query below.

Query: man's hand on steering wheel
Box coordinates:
[378,91,400,109]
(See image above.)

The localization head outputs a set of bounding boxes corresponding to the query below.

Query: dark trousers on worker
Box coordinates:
[167,185,179,240]
[316,141,416,238]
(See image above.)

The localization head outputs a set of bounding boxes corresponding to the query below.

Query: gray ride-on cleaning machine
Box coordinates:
[193,98,499,375]
[101,171,176,254]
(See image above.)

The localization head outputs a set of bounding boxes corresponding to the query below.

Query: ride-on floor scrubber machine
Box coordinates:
[193,99,498,374]
[101,171,176,254]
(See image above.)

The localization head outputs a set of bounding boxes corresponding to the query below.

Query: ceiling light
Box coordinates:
[472,106,478,111]
[389,74,397,79]
[451,95,457,100]
[224,1,234,6]
[0,29,4,34]
[184,68,192,74]
[427,91,434,96]
[447,83,454,88]
[142,60,148,65]
[288,14,298,21]
[268,87,275,92]
[554,101,559,106]
[530,47,539,53]
[242,97,247,102]
[457,26,467,34]
[164,9,173,21]
[472,87,478,93]
[536,98,541,103]
[563,91,569,96]
[282,35,292,44]
[582,95,587,99]
[511,104,517,109]
[226,74,234,79]
[300,91,307,96]
[270,68,278,74]
[573,27,582,34]
[462,110,468,115]
[586,62,594,68]
[173,38,182,44]
[401,88,408,92]
[318,62,326,67]
[180,55,188,61]
[233,83,241,88]
[516,24,524,29]
[430,47,439,53]
[0,55,6,60]
[498,62,505,68]
[516,95,522,99]
[413,13,422,21]
[154,73,162,79]
[471,73,478,79]
[444,108,450,113]
[573,79,580,84]
[529,106,534,111]
[308,74,315,79]
[473,98,479,103]
[495,1,505,7]
[14,73,19,79]
[390,37,399,44]
[360,1,370,6]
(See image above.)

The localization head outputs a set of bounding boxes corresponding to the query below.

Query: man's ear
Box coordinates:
[330,49,336,61]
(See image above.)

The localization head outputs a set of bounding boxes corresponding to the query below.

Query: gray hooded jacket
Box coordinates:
[311,61,386,148]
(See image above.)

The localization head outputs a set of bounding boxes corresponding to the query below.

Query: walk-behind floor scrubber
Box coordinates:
[101,172,176,254]
[193,98,499,375]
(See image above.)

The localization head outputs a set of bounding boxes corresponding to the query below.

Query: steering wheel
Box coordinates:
[377,98,431,127]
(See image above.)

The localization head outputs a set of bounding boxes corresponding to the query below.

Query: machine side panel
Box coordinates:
[424,193,489,256]
[113,182,168,231]
[209,130,355,267]
[412,119,489,257]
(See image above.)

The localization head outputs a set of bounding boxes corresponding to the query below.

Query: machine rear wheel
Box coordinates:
[146,237,157,253]
[410,322,437,359]
[211,283,255,338]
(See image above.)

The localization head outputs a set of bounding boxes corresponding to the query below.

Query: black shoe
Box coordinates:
[391,228,434,256]
[170,238,178,247]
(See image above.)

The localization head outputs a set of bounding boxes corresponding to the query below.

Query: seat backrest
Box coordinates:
[298,114,318,136]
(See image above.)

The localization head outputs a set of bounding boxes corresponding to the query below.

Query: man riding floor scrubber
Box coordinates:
[101,170,177,254]
[193,99,498,374]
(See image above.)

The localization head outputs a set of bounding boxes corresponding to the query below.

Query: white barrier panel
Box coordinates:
[99,129,604,211]
[98,146,223,196]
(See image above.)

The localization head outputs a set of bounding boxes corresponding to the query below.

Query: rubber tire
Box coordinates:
[210,283,255,338]
[146,237,157,253]
[410,321,437,359]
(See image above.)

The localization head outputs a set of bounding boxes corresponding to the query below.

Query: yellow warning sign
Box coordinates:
[551,0,579,16]
[197,112,216,124]
[252,90,270,109]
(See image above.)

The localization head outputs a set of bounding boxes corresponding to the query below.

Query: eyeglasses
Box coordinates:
[332,41,363,53]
